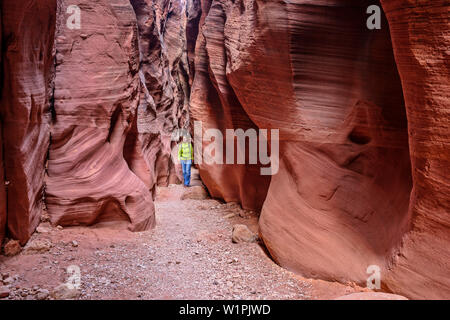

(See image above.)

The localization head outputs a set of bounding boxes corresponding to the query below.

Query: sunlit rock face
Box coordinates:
[45,0,155,231]
[0,0,57,244]
[379,0,450,299]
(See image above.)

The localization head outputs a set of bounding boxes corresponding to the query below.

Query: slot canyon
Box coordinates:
[0,0,448,300]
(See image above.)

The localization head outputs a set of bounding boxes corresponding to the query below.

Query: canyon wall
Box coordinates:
[46,0,154,230]
[46,0,189,230]
[0,6,4,244]
[130,0,190,188]
[189,0,449,298]
[0,0,448,300]
[379,0,450,299]
[1,0,189,241]
[0,0,56,244]
[189,0,271,211]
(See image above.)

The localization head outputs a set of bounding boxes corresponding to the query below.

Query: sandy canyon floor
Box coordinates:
[0,184,368,300]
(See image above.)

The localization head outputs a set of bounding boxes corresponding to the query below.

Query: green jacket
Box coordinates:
[178,142,194,161]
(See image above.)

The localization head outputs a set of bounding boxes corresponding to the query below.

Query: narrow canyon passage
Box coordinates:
[1,0,448,301]
[0,182,367,300]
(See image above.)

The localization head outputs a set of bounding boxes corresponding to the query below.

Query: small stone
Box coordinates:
[3,239,22,256]
[51,283,80,300]
[0,286,10,298]
[71,240,78,247]
[36,224,51,233]
[232,224,258,243]
[36,289,50,300]
[56,225,63,230]
[24,239,53,254]
[3,277,14,285]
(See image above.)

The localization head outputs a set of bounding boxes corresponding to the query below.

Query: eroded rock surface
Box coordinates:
[45,0,154,231]
[0,0,56,244]
[189,0,271,212]
[130,0,190,188]
[379,0,450,299]
[188,0,449,298]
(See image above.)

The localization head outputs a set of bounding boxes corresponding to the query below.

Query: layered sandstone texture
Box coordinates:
[379,0,450,299]
[0,1,56,244]
[189,0,271,212]
[130,0,190,188]
[45,0,190,231]
[46,0,154,231]
[189,0,449,298]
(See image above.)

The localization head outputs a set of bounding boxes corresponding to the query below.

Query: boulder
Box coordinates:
[3,239,21,257]
[232,224,257,243]
[23,239,52,254]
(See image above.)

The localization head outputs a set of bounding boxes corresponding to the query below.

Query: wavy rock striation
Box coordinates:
[45,0,154,231]
[189,0,271,212]
[379,0,450,299]
[189,0,449,298]
[130,0,190,188]
[0,0,56,244]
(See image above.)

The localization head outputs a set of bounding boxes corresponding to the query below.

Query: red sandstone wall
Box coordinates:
[190,0,271,211]
[45,0,154,231]
[0,6,5,244]
[189,0,450,298]
[130,0,190,188]
[380,0,450,299]
[0,0,56,244]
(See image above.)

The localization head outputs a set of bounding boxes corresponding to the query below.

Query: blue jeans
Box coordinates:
[181,160,192,186]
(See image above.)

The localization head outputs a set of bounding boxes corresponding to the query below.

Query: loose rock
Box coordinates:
[232,224,257,243]
[3,239,22,256]
[51,283,80,300]
[24,239,53,254]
